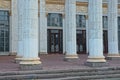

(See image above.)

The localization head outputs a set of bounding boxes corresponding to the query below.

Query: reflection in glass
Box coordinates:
[0,10,9,52]
[103,16,108,28]
[76,15,86,28]
[47,13,63,27]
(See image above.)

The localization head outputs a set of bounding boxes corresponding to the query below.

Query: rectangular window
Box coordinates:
[47,13,63,27]
[0,10,9,52]
[103,16,108,28]
[76,15,86,28]
[118,17,120,30]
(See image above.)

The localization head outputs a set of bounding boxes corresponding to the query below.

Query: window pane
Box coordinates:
[76,15,86,28]
[118,17,120,30]
[0,16,4,20]
[103,16,108,28]
[0,10,9,52]
[47,13,63,27]
[0,11,4,15]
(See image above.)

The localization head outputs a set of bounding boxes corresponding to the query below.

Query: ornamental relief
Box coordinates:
[76,6,88,13]
[46,4,64,12]
[103,8,108,14]
[0,0,10,9]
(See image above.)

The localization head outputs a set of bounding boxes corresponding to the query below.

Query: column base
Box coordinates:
[19,58,42,70]
[64,54,79,62]
[39,52,48,55]
[15,55,23,63]
[85,62,108,67]
[15,58,22,63]
[9,52,17,56]
[107,54,120,60]
[85,56,107,67]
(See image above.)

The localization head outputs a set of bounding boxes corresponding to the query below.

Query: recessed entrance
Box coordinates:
[103,30,108,53]
[47,29,63,54]
[77,30,86,54]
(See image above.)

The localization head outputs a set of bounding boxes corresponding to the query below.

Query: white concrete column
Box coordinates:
[63,14,66,54]
[10,0,18,55]
[39,0,47,54]
[86,18,89,54]
[15,0,24,63]
[86,0,106,67]
[64,0,78,60]
[19,0,42,70]
[107,0,120,59]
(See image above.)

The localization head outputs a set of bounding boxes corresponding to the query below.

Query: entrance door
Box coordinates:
[77,30,86,54]
[103,30,108,53]
[0,11,9,53]
[47,29,63,53]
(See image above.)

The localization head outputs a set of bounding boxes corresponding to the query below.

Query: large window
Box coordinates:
[0,11,9,52]
[103,16,108,28]
[118,17,120,51]
[47,13,63,27]
[76,15,86,28]
[118,17,120,30]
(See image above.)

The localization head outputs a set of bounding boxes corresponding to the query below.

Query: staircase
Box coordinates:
[0,67,120,80]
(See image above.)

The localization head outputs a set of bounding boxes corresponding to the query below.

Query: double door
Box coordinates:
[77,30,86,53]
[47,29,63,53]
[103,30,108,53]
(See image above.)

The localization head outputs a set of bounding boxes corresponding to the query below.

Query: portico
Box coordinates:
[0,0,120,70]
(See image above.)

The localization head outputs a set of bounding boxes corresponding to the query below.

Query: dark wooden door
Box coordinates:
[47,29,63,54]
[103,30,108,53]
[77,30,86,54]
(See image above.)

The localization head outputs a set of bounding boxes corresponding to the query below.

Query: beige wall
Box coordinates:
[0,0,119,15]
[0,0,10,10]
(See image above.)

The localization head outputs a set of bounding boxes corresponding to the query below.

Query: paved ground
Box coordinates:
[0,54,120,71]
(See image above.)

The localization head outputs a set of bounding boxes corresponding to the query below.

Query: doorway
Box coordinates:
[47,29,63,54]
[103,30,108,53]
[77,30,86,54]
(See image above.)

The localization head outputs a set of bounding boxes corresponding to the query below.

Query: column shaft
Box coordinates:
[19,0,42,70]
[86,0,106,67]
[10,0,18,55]
[107,0,120,59]
[64,0,78,60]
[39,0,47,54]
[15,0,25,63]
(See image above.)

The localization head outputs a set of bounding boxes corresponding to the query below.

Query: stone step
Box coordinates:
[0,70,120,80]
[0,73,120,80]
[0,67,120,80]
[0,67,120,76]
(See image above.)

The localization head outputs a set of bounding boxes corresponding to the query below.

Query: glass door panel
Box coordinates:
[77,30,86,54]
[103,30,108,53]
[47,29,63,54]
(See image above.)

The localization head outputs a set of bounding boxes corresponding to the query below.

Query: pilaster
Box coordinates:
[39,0,47,55]
[10,0,18,56]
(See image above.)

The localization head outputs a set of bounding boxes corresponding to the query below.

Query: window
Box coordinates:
[103,16,108,28]
[0,11,9,52]
[47,13,63,27]
[118,17,120,30]
[76,15,86,28]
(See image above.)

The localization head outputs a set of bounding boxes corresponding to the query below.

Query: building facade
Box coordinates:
[0,0,120,70]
